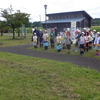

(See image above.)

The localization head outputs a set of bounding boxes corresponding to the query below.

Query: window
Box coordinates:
[74,14,77,18]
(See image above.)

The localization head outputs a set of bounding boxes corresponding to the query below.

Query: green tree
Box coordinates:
[0,20,10,36]
[0,5,30,39]
[32,21,42,27]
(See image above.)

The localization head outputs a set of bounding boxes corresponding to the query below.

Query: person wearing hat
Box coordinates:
[65,32,72,54]
[33,27,40,45]
[49,29,55,48]
[32,33,38,48]
[73,30,81,52]
[94,32,100,56]
[61,31,66,50]
[56,34,62,52]
[93,30,97,39]
[84,32,90,52]
[88,30,94,50]
[79,32,86,55]
[83,28,87,34]
[43,30,49,50]
[92,29,97,49]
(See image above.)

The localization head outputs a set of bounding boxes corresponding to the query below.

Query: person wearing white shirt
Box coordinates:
[32,33,37,48]
[43,30,49,50]
[79,32,86,55]
[56,34,62,52]
[94,32,100,56]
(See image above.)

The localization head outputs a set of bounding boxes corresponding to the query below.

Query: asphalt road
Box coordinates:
[0,44,100,72]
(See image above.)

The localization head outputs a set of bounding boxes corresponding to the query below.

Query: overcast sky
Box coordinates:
[0,0,100,22]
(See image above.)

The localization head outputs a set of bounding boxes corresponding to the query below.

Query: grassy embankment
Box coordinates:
[0,28,100,100]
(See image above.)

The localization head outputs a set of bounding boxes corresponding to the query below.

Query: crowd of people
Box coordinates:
[31,27,100,56]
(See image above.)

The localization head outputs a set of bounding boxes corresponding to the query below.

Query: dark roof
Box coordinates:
[42,17,85,24]
[46,10,93,19]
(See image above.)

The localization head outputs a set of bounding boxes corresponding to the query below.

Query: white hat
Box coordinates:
[97,32,100,35]
[40,29,42,31]
[83,28,86,30]
[44,30,47,33]
[93,29,96,32]
[78,30,81,32]
[81,32,85,34]
[34,33,36,34]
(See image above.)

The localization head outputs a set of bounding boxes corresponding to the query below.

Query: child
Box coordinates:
[32,33,37,48]
[65,33,72,54]
[79,32,86,55]
[84,32,90,52]
[43,30,49,50]
[56,34,62,52]
[94,32,100,56]
[61,31,66,50]
[50,29,55,48]
[74,30,81,52]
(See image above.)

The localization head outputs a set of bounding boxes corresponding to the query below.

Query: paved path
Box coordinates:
[0,44,100,72]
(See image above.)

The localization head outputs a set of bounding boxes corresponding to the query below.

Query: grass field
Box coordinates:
[0,33,32,47]
[0,52,100,100]
[0,34,100,100]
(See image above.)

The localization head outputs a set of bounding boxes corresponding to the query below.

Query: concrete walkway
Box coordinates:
[0,44,100,72]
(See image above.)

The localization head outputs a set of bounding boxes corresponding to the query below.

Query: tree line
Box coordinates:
[91,18,100,26]
[0,5,42,39]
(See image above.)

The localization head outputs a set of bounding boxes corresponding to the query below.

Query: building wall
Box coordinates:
[42,11,92,31]
[48,12,84,20]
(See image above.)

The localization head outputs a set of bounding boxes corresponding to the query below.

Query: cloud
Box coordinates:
[0,0,100,21]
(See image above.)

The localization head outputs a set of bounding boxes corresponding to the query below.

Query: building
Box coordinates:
[42,10,93,32]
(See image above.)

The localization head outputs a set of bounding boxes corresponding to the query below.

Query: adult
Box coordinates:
[54,27,58,37]
[32,27,35,34]
[39,29,43,47]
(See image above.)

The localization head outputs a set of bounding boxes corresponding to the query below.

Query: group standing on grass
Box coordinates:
[31,27,100,57]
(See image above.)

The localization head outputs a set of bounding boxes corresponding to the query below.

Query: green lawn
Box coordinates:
[0,34,100,100]
[0,33,32,47]
[0,52,100,100]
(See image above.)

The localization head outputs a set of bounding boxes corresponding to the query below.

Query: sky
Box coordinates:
[0,0,100,22]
